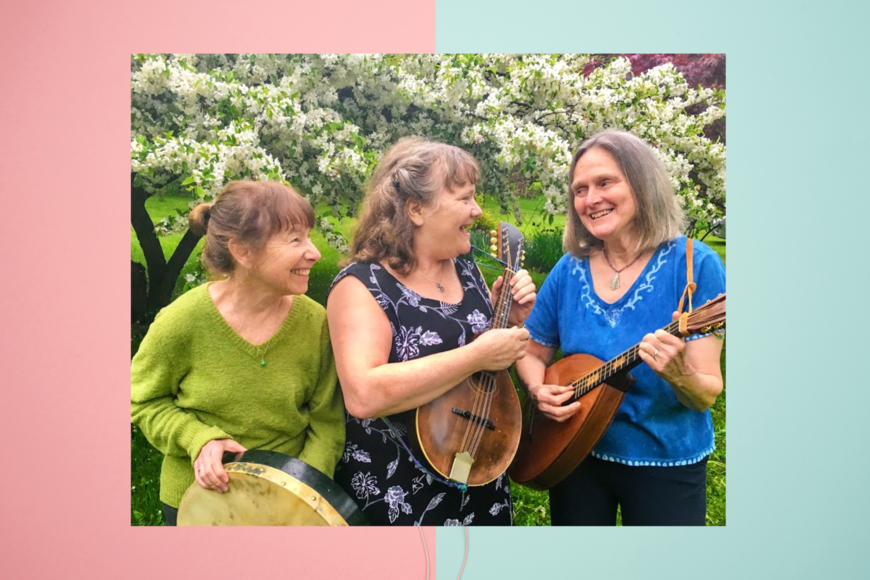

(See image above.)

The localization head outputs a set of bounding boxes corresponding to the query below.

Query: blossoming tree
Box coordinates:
[132,54,725,319]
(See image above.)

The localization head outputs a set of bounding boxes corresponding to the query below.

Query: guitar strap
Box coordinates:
[677,238,695,335]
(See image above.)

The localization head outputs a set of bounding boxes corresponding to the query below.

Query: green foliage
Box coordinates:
[707,345,726,526]
[470,206,501,235]
[523,228,564,273]
[131,424,165,525]
[512,485,551,526]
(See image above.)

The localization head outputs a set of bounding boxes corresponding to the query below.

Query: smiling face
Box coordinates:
[249,227,322,296]
[571,147,638,247]
[416,181,482,259]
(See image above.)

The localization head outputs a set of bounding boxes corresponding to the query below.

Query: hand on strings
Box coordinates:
[472,326,530,371]
[492,269,536,327]
[638,312,693,386]
[528,383,581,422]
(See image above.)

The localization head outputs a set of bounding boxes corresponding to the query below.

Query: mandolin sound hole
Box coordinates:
[468,371,498,395]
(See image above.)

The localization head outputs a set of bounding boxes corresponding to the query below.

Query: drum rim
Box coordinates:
[178,450,368,526]
[224,461,349,526]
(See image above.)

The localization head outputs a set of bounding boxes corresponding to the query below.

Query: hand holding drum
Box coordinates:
[193,439,247,493]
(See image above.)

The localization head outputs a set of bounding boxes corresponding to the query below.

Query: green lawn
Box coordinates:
[131,194,725,526]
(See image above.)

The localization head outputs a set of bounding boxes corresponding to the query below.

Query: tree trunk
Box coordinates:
[131,260,147,321]
[131,173,166,316]
[131,172,202,324]
[159,228,201,306]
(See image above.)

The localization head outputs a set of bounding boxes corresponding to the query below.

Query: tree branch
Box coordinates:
[130,173,166,310]
[159,228,202,306]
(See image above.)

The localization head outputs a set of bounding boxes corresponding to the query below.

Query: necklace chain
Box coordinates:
[603,247,642,291]
[254,336,274,367]
[415,260,449,293]
[250,301,286,368]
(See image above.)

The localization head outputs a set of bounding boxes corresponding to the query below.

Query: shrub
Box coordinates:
[523,228,564,273]
[471,196,501,234]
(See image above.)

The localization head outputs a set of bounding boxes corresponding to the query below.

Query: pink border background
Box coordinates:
[0,1,436,577]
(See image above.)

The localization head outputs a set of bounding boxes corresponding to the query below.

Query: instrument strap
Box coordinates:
[677,238,696,336]
[380,417,469,492]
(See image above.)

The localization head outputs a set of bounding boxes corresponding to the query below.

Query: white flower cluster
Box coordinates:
[132,54,726,244]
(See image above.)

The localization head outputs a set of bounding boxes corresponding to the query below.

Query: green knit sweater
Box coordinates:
[131,284,345,508]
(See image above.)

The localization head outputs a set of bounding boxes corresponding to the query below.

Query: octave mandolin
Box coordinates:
[510,293,726,490]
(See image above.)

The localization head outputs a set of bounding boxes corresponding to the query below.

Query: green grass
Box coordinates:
[131,195,725,526]
[478,194,568,238]
[131,425,166,525]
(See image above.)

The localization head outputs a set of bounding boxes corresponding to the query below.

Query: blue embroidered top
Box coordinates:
[524,236,726,466]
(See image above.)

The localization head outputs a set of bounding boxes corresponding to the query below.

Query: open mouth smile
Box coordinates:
[290,269,311,276]
[590,209,613,219]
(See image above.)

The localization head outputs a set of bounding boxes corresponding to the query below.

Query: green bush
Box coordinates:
[523,228,564,273]
[471,194,501,234]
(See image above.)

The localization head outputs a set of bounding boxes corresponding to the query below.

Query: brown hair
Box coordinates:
[188,180,315,275]
[563,129,686,258]
[352,137,481,275]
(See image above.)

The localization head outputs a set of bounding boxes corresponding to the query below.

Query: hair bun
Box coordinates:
[188,202,213,236]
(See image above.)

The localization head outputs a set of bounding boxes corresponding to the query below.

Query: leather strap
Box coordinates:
[677,239,696,336]
[677,238,696,315]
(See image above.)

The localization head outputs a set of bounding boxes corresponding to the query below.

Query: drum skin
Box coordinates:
[177,450,367,526]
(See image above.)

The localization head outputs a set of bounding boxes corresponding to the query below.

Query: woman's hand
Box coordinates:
[492,269,536,327]
[638,312,693,386]
[193,439,247,493]
[638,312,724,411]
[471,326,530,371]
[528,382,581,422]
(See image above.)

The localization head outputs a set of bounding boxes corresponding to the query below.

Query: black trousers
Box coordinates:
[549,455,708,526]
[163,504,178,526]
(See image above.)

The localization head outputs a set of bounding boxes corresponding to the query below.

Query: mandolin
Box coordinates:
[510,293,726,490]
[409,223,525,486]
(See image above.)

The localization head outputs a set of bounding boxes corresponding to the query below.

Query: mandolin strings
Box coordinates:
[569,296,726,400]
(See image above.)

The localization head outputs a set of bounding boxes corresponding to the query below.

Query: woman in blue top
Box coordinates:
[516,130,725,526]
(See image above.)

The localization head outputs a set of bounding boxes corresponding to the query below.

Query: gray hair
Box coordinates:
[563,129,686,257]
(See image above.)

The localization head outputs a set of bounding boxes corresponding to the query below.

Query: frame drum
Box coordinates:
[177,450,366,526]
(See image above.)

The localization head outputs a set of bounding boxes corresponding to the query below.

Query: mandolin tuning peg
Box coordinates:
[490,244,497,253]
[490,236,497,246]
[490,230,497,236]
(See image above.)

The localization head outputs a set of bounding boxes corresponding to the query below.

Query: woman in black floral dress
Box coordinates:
[327,137,536,525]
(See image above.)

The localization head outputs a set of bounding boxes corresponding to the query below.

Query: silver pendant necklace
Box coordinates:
[416,260,448,293]
[603,247,642,291]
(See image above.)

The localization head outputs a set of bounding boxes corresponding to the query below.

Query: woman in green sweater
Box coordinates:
[131,181,345,526]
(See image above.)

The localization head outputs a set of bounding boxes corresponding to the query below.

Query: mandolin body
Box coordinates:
[510,353,627,490]
[511,293,725,490]
[411,369,522,486]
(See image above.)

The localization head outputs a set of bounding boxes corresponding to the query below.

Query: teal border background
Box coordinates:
[436,1,870,578]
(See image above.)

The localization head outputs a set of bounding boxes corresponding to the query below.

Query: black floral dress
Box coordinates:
[329,258,513,526]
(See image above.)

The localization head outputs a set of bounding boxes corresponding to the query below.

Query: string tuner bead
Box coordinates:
[490,230,497,236]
